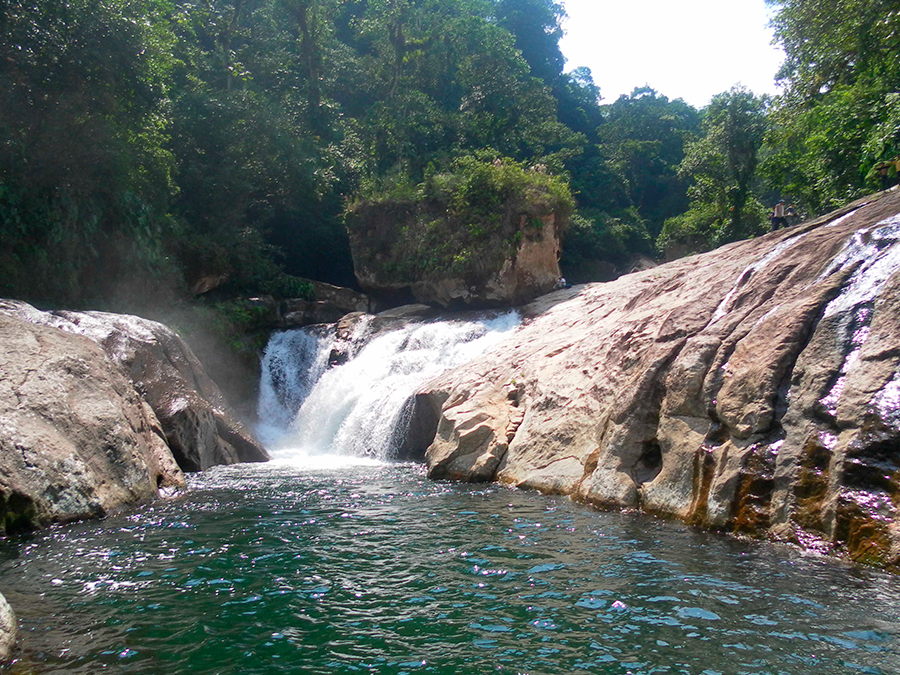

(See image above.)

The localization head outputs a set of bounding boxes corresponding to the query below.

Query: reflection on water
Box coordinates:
[2,462,899,674]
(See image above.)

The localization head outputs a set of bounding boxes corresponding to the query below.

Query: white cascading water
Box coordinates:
[257,312,520,462]
[816,213,900,415]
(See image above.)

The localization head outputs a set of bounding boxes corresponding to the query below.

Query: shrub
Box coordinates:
[346,153,574,284]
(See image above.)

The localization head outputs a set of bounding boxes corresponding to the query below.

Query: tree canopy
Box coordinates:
[762,0,900,212]
[1,0,898,309]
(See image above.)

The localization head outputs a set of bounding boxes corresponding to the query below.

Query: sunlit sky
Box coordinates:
[559,0,786,108]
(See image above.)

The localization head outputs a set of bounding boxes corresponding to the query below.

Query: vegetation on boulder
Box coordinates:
[346,154,573,289]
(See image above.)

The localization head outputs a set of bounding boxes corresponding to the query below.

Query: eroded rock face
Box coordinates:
[348,199,565,309]
[0,301,269,473]
[415,190,900,568]
[0,313,186,533]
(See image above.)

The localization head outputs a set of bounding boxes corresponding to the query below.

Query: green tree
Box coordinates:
[493,0,566,86]
[660,86,769,255]
[167,0,359,290]
[0,0,178,305]
[599,87,702,238]
[762,0,900,212]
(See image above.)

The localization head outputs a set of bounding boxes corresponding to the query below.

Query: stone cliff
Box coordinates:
[0,302,269,534]
[348,204,564,309]
[345,159,573,309]
[413,189,900,569]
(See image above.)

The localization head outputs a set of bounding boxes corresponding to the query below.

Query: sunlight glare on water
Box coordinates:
[266,447,388,471]
[2,463,900,675]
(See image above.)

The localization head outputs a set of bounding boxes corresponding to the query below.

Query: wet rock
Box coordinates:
[0,301,268,473]
[0,592,14,661]
[326,306,441,368]
[413,190,900,569]
[0,313,186,533]
[278,280,371,328]
[390,393,442,462]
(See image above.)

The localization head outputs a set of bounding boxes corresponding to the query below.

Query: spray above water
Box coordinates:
[257,312,520,463]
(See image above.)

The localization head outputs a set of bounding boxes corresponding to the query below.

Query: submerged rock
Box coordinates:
[413,190,900,569]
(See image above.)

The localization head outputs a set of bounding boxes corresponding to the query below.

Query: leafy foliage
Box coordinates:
[660,87,769,255]
[0,0,178,305]
[4,0,897,313]
[763,0,900,213]
[598,88,702,237]
[347,153,574,282]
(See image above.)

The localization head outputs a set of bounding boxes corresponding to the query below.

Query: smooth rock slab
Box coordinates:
[415,190,900,569]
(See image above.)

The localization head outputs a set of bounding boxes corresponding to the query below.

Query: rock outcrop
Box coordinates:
[345,160,573,310]
[0,312,186,533]
[348,203,565,309]
[414,189,900,569]
[0,591,14,661]
[0,301,269,473]
[278,279,372,327]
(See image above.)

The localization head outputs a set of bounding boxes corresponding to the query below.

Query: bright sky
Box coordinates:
[559,0,786,108]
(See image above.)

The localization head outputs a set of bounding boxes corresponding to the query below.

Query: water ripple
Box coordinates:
[1,463,899,674]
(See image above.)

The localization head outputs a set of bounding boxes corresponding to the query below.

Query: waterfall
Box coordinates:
[256,326,334,446]
[257,312,520,461]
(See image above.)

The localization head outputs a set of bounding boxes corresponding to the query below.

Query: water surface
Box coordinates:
[2,460,898,674]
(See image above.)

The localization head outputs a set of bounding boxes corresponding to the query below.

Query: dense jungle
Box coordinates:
[2,0,898,314]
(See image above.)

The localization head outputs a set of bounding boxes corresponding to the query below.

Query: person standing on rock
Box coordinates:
[786,203,798,226]
[771,200,787,230]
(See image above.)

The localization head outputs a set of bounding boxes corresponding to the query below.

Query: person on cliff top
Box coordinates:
[771,200,787,230]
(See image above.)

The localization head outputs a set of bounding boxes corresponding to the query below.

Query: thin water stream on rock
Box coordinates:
[1,314,900,674]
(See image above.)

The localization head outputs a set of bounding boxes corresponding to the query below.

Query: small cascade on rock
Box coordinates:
[816,213,900,416]
[817,213,900,316]
[711,235,804,323]
[257,312,520,461]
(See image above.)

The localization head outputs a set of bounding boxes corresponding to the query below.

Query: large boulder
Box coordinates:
[413,189,900,569]
[0,301,269,473]
[0,313,185,533]
[345,159,574,309]
[349,203,564,309]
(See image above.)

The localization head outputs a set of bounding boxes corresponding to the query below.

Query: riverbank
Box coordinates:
[413,188,900,569]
